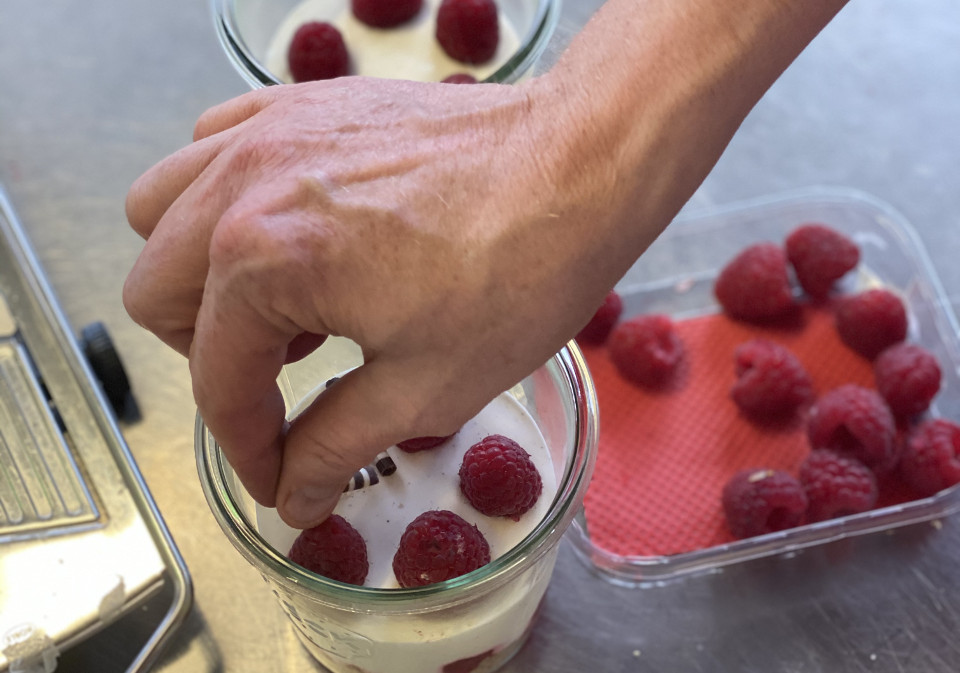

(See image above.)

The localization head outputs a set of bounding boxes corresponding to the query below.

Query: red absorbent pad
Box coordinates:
[580,303,913,558]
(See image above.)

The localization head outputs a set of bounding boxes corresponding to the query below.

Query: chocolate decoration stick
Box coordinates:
[374,451,397,476]
[343,465,380,492]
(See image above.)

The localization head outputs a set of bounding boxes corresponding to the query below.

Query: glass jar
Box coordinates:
[195,336,597,673]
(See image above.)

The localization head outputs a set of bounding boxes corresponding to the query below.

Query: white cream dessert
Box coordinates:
[254,384,561,673]
[264,0,521,82]
[257,391,558,586]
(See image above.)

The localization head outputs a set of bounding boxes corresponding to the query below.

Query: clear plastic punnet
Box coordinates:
[568,187,960,586]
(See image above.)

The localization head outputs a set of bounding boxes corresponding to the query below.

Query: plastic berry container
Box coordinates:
[211,0,560,87]
[567,187,960,586]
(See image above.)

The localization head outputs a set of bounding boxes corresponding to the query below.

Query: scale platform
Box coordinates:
[0,185,191,672]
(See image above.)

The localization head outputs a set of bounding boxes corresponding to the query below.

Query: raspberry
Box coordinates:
[806,384,897,473]
[435,0,499,65]
[730,339,813,420]
[784,223,860,298]
[873,343,942,418]
[288,22,350,82]
[441,73,478,84]
[443,650,495,673]
[459,434,543,519]
[714,243,796,322]
[576,290,623,346]
[288,514,369,585]
[392,510,491,587]
[798,449,878,522]
[608,314,684,388]
[352,0,422,27]
[834,288,907,360]
[722,468,808,539]
[899,418,960,497]
[397,434,456,453]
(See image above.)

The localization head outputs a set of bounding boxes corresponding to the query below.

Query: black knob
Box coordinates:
[80,321,140,422]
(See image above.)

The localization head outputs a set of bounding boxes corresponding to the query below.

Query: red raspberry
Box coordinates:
[441,73,478,84]
[576,290,623,345]
[397,433,456,453]
[899,418,960,497]
[288,514,369,585]
[784,223,860,298]
[459,434,543,519]
[834,288,907,360]
[443,650,495,673]
[392,510,491,587]
[714,243,796,322]
[730,339,813,420]
[798,449,878,522]
[608,314,684,388]
[287,22,350,82]
[435,0,499,65]
[352,0,422,27]
[806,384,897,473]
[722,468,808,539]
[873,343,942,418]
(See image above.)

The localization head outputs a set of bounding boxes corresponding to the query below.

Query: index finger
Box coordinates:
[190,277,294,507]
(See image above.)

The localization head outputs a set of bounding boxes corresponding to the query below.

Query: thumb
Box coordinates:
[274,360,419,529]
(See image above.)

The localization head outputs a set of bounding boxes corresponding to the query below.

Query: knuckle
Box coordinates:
[193,112,215,143]
[121,272,150,328]
[294,419,370,478]
[124,179,151,237]
[208,209,258,269]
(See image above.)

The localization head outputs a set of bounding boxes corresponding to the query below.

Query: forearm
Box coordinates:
[526,0,850,279]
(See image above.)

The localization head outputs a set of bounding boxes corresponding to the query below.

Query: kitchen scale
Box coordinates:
[0,184,191,672]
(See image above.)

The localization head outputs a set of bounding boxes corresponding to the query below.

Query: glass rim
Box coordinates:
[210,0,561,88]
[195,342,598,609]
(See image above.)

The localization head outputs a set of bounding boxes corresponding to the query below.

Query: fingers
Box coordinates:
[126,133,228,239]
[126,87,280,240]
[189,276,295,507]
[123,251,202,358]
[123,169,235,354]
[276,359,417,528]
[193,86,280,141]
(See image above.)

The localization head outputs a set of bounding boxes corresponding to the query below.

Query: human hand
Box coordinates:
[123,76,629,528]
[124,0,846,529]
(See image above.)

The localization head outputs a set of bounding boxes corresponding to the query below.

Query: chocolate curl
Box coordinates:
[374,451,397,476]
[343,465,380,492]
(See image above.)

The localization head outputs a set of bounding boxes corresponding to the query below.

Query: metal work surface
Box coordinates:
[0,188,190,672]
[1,0,959,671]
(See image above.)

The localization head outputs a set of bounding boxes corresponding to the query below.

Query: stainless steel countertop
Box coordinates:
[2,1,959,671]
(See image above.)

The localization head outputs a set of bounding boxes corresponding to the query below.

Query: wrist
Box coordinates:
[523,0,849,269]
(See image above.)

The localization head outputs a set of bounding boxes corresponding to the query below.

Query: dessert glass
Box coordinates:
[195,336,598,673]
[211,0,561,87]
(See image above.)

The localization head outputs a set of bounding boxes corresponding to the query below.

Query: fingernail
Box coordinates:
[283,486,331,526]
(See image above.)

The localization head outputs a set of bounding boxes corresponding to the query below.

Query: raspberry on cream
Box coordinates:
[264,0,521,83]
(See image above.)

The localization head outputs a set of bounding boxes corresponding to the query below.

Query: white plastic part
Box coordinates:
[3,624,59,673]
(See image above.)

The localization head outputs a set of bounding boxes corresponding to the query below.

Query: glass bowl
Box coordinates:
[211,0,561,87]
[195,336,597,673]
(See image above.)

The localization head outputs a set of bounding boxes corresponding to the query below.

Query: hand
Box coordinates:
[123,0,847,529]
[123,76,626,528]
